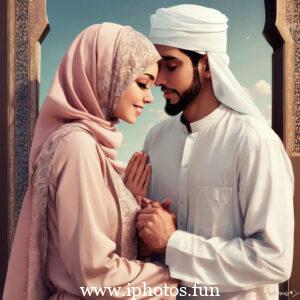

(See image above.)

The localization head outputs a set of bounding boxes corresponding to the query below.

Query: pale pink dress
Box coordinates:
[4,23,177,299]
[37,123,175,299]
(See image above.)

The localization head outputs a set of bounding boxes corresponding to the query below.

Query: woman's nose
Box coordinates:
[144,91,154,104]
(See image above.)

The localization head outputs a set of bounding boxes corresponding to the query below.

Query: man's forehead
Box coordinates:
[154,45,185,63]
[155,44,182,56]
[157,57,180,68]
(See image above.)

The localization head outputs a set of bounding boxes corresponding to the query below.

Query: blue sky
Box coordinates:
[41,0,272,163]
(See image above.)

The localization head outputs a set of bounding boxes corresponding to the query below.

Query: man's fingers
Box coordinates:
[141,203,152,209]
[140,198,163,211]
[150,201,162,208]
[161,198,172,209]
[137,213,155,222]
[171,213,176,223]
[141,197,151,205]
[141,197,151,209]
[138,228,151,240]
[136,219,153,230]
[139,207,159,215]
[136,220,144,231]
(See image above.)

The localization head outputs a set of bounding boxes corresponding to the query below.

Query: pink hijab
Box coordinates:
[3,23,160,299]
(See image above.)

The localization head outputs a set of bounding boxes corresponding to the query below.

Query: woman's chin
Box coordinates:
[121,116,136,124]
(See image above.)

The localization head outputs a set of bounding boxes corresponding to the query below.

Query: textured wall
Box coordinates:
[8,0,49,245]
[286,0,300,152]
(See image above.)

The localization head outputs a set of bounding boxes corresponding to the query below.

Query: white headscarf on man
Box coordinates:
[149,4,266,122]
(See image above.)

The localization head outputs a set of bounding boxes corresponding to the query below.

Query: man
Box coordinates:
[126,4,294,299]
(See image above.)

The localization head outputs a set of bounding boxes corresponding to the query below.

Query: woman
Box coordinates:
[4,23,177,299]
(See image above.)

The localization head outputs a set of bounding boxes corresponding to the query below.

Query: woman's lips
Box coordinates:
[134,104,143,115]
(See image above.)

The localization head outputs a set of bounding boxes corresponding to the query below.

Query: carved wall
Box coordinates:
[286,0,300,153]
[0,0,49,295]
[285,0,300,297]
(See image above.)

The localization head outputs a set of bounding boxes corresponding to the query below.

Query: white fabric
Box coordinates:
[149,5,228,53]
[208,52,266,121]
[149,4,266,122]
[143,104,294,299]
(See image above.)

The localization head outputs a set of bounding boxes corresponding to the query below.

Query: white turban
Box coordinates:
[149,5,266,122]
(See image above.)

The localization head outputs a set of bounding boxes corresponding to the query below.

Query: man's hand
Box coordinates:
[137,238,155,258]
[140,197,176,223]
[136,199,176,253]
[124,152,151,201]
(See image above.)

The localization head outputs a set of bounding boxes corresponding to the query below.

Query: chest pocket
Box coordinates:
[193,186,233,238]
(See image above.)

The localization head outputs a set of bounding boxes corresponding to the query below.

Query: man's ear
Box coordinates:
[199,53,211,79]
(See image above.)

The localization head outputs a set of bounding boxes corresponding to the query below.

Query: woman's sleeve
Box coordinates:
[50,131,177,299]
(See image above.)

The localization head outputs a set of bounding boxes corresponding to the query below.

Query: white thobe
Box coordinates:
[143,104,294,299]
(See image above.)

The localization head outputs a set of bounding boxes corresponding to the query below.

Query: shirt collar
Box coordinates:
[180,104,228,133]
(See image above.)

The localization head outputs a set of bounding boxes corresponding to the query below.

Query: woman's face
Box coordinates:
[113,63,158,123]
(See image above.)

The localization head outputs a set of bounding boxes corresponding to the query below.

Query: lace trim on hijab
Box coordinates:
[106,26,160,118]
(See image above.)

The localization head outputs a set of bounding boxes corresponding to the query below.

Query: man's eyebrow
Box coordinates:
[161,55,181,61]
[143,73,155,80]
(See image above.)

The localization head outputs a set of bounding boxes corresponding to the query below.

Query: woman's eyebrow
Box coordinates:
[143,73,155,80]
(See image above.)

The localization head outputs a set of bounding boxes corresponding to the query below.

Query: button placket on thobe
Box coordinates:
[177,132,198,230]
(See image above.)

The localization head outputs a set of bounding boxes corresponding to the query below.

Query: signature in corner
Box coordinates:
[280,290,300,298]
[290,290,300,298]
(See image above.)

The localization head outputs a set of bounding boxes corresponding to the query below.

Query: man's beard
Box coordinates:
[163,68,201,116]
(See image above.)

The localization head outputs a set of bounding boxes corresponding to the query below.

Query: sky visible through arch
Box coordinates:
[41,0,272,163]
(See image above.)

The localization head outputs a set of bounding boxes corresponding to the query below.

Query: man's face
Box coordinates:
[155,45,201,115]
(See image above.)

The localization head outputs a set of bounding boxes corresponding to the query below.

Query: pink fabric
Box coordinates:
[3,23,160,300]
[31,22,159,172]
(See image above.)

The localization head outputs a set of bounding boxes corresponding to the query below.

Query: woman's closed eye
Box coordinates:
[137,82,150,90]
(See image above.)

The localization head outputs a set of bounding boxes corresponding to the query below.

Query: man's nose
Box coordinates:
[155,71,167,87]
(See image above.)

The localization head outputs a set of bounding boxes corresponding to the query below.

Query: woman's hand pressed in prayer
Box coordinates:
[124,152,151,201]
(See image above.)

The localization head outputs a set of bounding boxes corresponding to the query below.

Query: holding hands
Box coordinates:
[124,151,176,254]
[136,198,177,254]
